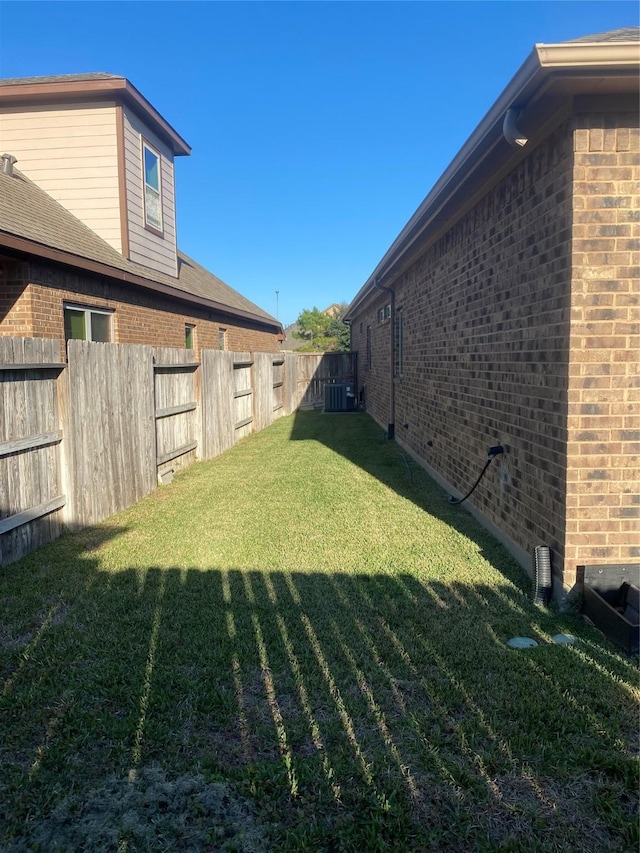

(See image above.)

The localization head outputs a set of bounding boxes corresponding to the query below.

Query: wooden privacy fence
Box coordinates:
[0,339,357,565]
[0,337,66,565]
[293,351,357,408]
[154,347,200,482]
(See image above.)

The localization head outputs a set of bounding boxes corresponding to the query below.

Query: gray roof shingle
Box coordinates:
[0,73,123,86]
[0,168,278,325]
[568,27,640,43]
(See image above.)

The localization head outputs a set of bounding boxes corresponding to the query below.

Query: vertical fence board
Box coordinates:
[202,350,235,459]
[233,354,254,442]
[66,340,155,529]
[272,357,284,418]
[283,353,297,415]
[253,352,273,433]
[153,347,199,477]
[0,337,64,564]
[201,350,235,459]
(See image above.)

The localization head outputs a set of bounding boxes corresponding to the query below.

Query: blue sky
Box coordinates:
[0,1,637,327]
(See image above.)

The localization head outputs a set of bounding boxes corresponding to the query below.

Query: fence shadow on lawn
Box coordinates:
[1,549,638,850]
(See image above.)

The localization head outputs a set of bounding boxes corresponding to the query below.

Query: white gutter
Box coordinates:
[346,37,639,319]
[536,40,640,67]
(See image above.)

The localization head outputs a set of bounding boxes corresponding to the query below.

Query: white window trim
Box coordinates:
[377,304,391,323]
[64,303,113,342]
[141,138,163,234]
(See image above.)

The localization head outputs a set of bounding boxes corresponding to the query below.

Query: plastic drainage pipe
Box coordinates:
[533,546,552,606]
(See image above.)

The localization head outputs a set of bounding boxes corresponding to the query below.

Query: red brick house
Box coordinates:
[345,29,639,601]
[0,74,282,354]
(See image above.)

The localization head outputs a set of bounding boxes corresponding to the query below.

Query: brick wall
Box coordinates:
[352,301,393,428]
[565,115,640,582]
[351,110,638,593]
[0,259,32,336]
[0,260,280,354]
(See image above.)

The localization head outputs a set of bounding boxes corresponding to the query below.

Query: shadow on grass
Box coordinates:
[1,550,638,851]
[289,410,530,594]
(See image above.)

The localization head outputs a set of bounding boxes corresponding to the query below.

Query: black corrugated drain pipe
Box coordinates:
[533,546,552,606]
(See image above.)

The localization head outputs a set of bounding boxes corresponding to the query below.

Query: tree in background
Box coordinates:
[293,304,350,352]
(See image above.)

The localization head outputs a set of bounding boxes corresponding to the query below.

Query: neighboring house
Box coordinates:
[282,322,306,351]
[0,73,282,353]
[283,305,336,351]
[345,29,639,601]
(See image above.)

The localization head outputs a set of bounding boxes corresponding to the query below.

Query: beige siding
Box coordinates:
[0,103,121,252]
[123,106,178,278]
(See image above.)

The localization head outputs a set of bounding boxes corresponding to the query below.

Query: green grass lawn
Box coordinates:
[1,411,638,852]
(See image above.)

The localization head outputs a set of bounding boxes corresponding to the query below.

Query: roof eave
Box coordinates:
[0,77,191,156]
[536,40,640,68]
[0,231,281,333]
[345,39,639,320]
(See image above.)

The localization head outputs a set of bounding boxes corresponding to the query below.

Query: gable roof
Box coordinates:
[0,167,281,330]
[345,28,640,320]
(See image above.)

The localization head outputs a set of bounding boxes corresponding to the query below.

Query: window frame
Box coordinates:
[141,138,164,235]
[64,303,114,343]
[218,328,227,351]
[185,323,195,350]
[377,304,391,323]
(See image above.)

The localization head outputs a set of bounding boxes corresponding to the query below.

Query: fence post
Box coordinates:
[56,352,73,529]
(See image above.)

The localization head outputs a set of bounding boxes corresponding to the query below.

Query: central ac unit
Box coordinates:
[324,383,355,412]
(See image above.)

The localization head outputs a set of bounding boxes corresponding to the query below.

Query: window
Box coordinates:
[185,324,195,350]
[366,325,372,370]
[394,309,404,376]
[142,140,163,232]
[218,328,226,350]
[64,304,113,342]
[378,304,391,323]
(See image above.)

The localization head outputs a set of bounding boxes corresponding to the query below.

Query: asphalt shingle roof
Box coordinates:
[0,168,278,325]
[0,73,123,86]
[568,27,640,43]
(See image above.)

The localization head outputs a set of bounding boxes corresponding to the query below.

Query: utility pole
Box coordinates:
[275,290,279,321]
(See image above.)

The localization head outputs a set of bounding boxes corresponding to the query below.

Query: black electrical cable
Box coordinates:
[447,447,503,506]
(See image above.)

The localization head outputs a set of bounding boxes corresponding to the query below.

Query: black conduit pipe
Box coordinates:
[447,446,504,506]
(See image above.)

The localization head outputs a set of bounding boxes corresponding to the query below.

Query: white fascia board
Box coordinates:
[536,40,640,68]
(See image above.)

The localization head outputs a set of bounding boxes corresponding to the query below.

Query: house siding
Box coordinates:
[0,102,121,252]
[0,259,280,354]
[122,106,178,278]
[351,110,639,593]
